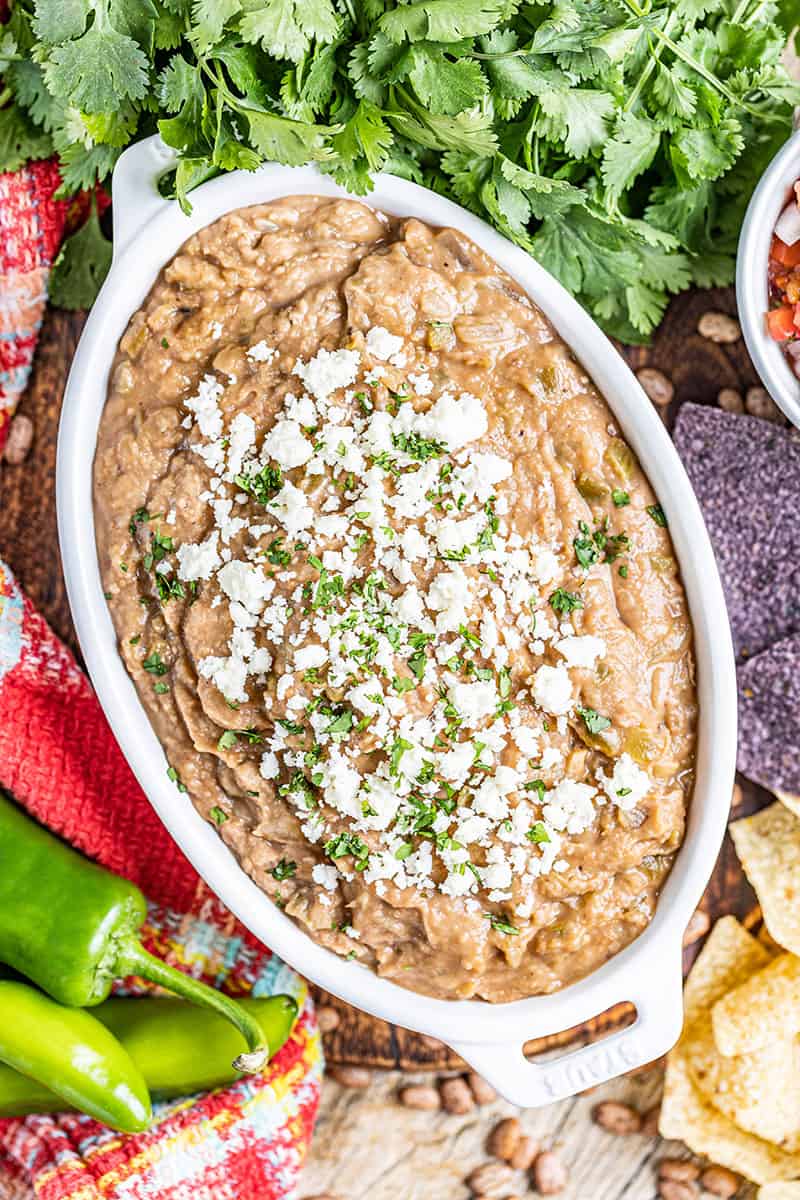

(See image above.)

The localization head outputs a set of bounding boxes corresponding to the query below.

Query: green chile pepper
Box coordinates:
[0,981,151,1132]
[0,994,298,1118]
[0,792,267,1071]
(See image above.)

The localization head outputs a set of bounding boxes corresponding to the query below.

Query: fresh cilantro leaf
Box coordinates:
[243,107,335,165]
[45,3,149,114]
[601,112,661,203]
[407,46,487,115]
[48,201,112,310]
[0,102,53,173]
[537,87,614,158]
[240,0,339,64]
[32,0,89,44]
[379,0,512,45]
[192,0,242,52]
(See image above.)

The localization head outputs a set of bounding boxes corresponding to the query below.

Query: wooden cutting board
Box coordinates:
[0,289,769,1069]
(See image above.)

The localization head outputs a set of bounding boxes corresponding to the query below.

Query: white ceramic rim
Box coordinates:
[57,135,737,1105]
[737,127,800,427]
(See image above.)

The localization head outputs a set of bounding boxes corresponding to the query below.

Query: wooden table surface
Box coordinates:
[0,290,769,1078]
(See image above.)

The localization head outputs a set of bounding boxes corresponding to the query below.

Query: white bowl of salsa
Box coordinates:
[737,127,800,427]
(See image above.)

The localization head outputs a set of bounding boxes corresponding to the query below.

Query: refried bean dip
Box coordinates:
[94,196,696,1002]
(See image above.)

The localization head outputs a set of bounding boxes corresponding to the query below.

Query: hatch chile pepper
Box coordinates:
[0,980,151,1131]
[0,792,267,1071]
[0,994,298,1118]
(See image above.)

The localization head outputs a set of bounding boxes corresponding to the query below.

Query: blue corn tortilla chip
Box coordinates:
[737,636,800,794]
[673,404,800,661]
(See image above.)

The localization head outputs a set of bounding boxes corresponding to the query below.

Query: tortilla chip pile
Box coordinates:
[673,405,800,794]
[660,797,800,1186]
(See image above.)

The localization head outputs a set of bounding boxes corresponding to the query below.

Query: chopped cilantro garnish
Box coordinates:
[142,651,168,676]
[209,806,228,825]
[324,831,370,870]
[235,463,283,506]
[324,709,354,736]
[549,588,583,614]
[391,431,446,461]
[526,822,550,844]
[267,537,291,566]
[647,503,668,527]
[577,706,612,735]
[486,913,520,936]
[278,718,305,736]
[271,858,297,880]
[612,489,630,507]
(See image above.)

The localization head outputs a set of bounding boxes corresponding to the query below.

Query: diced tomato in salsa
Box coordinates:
[771,236,800,269]
[767,305,796,340]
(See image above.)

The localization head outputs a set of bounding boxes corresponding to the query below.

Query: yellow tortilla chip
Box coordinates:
[776,791,800,819]
[660,1049,800,1183]
[679,922,800,1152]
[687,1027,800,1151]
[713,954,800,1057]
[730,803,800,955]
[759,1187,800,1199]
[682,913,771,1022]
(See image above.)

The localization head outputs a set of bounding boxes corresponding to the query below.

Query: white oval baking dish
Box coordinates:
[737,127,800,428]
[57,134,737,1107]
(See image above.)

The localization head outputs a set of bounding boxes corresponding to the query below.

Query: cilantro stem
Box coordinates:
[624,11,679,114]
[621,1,759,116]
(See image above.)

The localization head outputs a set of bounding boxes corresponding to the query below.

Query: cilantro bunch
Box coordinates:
[2,0,799,338]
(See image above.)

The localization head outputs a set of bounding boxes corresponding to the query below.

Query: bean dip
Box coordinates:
[94,196,696,1002]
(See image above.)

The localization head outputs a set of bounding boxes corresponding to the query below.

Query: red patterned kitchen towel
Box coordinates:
[0,160,67,455]
[0,160,322,1200]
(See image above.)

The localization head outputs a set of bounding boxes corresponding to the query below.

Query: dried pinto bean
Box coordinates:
[328,1065,371,1089]
[657,1181,698,1200]
[592,1100,642,1134]
[439,1076,474,1114]
[509,1135,539,1171]
[697,312,741,343]
[699,1166,740,1198]
[717,387,744,414]
[465,1161,514,1196]
[3,415,33,465]
[745,386,782,422]
[637,367,674,407]
[658,1159,700,1183]
[531,1150,568,1195]
[316,1005,340,1033]
[399,1084,440,1111]
[487,1116,521,1161]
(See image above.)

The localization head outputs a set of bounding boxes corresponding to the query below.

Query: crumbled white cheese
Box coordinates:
[292,348,360,402]
[555,634,607,670]
[600,753,650,811]
[533,664,573,715]
[247,340,277,363]
[365,326,404,361]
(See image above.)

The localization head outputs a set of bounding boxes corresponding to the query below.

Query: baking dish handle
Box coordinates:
[448,944,684,1108]
[112,135,179,260]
